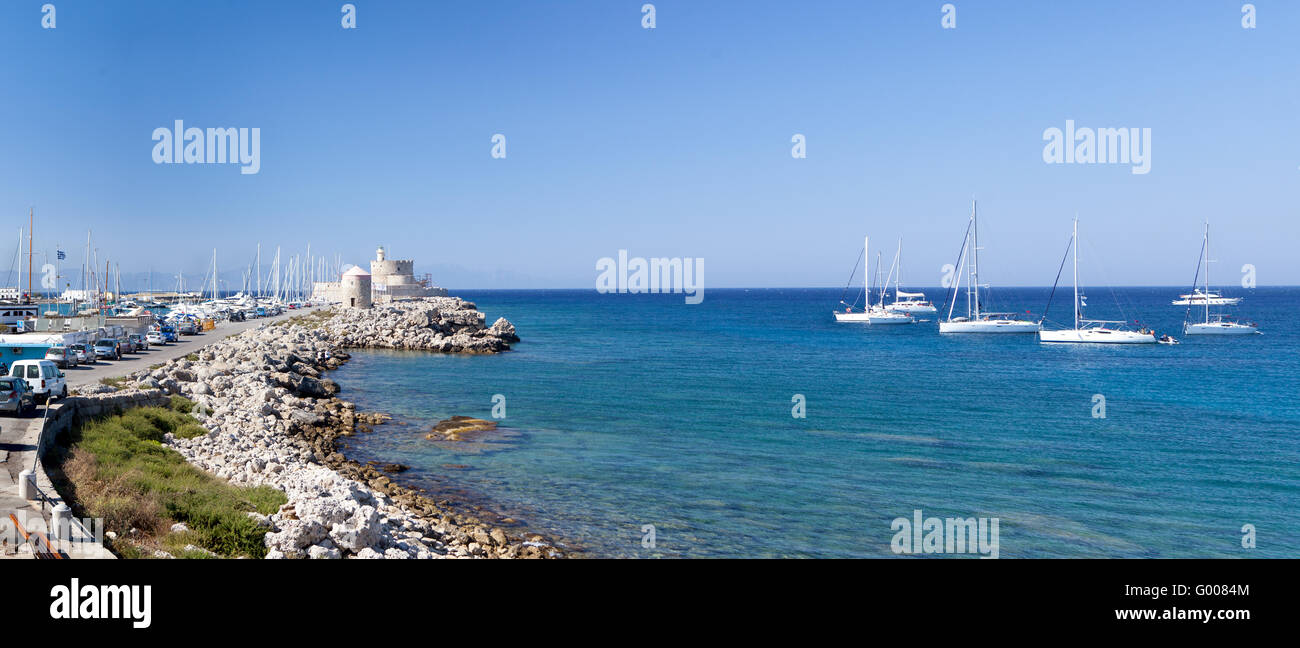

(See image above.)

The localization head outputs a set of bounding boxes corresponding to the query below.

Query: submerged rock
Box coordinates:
[425,416,500,442]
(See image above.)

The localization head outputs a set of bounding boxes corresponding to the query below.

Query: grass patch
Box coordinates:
[184,353,199,362]
[99,376,129,390]
[169,394,194,414]
[47,406,286,559]
[272,308,334,330]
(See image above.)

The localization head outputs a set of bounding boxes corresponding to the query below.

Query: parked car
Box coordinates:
[179,321,198,335]
[128,333,148,351]
[94,339,121,361]
[146,331,165,346]
[0,376,35,415]
[44,346,78,369]
[69,343,95,364]
[160,325,178,342]
[9,359,67,402]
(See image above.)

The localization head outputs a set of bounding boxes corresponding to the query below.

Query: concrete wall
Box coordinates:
[25,389,170,559]
[39,390,173,458]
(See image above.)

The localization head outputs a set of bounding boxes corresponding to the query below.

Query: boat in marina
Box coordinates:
[833,236,914,324]
[939,201,1040,334]
[1182,222,1259,336]
[1038,219,1158,344]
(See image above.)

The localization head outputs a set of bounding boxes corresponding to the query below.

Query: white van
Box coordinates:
[9,359,68,402]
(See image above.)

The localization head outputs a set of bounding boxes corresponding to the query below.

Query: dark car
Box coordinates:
[0,376,36,415]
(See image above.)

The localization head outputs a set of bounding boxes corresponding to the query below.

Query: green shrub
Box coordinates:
[169,395,194,413]
[55,406,287,559]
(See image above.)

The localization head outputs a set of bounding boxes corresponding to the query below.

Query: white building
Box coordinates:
[311,246,446,305]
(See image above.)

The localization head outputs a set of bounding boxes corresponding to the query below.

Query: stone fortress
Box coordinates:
[312,246,448,307]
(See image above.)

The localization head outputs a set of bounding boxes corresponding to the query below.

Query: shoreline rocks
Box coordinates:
[113,298,564,559]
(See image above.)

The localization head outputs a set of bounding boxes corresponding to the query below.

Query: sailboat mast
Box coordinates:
[1072,218,1080,329]
[972,200,980,319]
[894,238,901,305]
[863,236,869,309]
[1204,221,1211,324]
[27,208,33,303]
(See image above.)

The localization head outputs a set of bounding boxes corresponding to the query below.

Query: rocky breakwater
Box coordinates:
[320,296,520,353]
[116,299,560,559]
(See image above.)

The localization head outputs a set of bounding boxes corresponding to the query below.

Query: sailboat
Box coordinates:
[939,201,1039,333]
[1182,222,1259,336]
[883,239,937,316]
[834,236,914,324]
[1038,219,1157,344]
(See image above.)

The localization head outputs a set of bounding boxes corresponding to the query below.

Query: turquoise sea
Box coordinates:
[333,288,1299,558]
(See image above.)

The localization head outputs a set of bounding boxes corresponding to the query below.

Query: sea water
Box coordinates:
[333,287,1299,558]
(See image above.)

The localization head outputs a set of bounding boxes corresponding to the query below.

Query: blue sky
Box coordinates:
[0,1,1296,289]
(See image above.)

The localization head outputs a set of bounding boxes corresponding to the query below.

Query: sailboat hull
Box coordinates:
[833,310,915,324]
[886,303,938,315]
[939,320,1040,333]
[1183,322,1259,335]
[1039,329,1156,344]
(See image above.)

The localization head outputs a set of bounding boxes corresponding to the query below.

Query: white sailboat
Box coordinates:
[884,240,937,315]
[1039,219,1157,344]
[834,236,914,325]
[1183,222,1259,336]
[939,201,1040,333]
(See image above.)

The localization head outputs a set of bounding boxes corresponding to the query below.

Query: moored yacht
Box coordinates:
[883,240,938,316]
[886,291,938,315]
[1172,289,1240,306]
[939,201,1039,334]
[1182,222,1259,336]
[833,236,915,325]
[1038,219,1157,344]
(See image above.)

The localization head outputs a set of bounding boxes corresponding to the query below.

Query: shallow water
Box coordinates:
[334,287,1300,558]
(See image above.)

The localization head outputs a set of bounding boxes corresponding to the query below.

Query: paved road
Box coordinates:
[0,306,318,558]
[62,307,313,388]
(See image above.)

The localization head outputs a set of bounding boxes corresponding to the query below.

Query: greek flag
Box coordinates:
[57,250,66,260]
